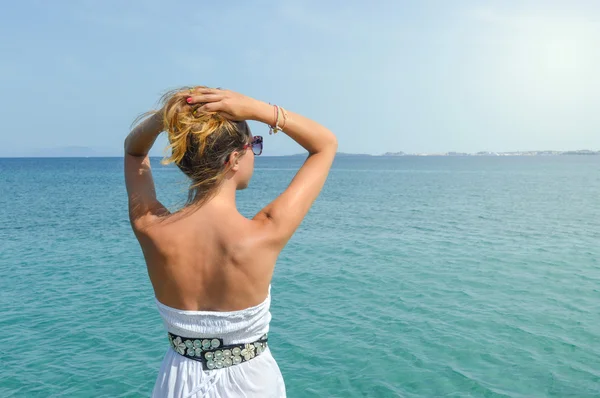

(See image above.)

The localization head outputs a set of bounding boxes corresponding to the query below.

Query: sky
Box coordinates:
[0,0,599,156]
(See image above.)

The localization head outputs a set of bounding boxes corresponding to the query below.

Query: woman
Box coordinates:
[123,86,337,397]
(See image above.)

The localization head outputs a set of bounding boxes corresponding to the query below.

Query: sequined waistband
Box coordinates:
[167,332,268,370]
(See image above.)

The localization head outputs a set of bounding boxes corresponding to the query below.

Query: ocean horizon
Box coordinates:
[1,147,599,159]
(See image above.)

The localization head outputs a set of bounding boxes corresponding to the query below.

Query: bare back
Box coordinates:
[137,203,280,312]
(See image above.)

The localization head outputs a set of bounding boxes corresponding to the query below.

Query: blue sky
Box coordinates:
[1,0,599,156]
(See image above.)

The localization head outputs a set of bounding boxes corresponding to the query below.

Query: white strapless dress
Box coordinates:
[152,286,286,398]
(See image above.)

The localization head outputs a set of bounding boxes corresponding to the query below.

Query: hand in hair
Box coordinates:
[187,88,262,122]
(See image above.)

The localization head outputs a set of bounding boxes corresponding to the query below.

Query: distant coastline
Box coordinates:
[377,149,600,157]
[302,149,600,157]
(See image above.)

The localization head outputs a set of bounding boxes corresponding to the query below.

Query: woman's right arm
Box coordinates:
[251,102,338,247]
[187,88,338,248]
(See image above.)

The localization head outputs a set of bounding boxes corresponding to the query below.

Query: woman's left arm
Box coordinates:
[125,110,164,156]
[124,110,170,233]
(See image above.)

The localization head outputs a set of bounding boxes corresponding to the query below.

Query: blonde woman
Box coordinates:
[124,86,337,397]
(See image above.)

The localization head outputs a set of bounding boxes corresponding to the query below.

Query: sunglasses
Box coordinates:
[225,135,263,164]
[244,135,263,156]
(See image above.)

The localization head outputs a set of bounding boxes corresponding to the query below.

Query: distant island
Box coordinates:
[379,150,600,156]
[289,150,600,157]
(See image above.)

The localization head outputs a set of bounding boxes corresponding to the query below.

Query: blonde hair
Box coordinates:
[136,86,252,207]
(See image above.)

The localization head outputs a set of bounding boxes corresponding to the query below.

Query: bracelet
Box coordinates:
[279,107,288,130]
[269,104,283,135]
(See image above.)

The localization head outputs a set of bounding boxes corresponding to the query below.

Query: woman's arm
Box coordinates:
[124,110,164,156]
[251,102,338,246]
[187,88,338,247]
[187,88,338,154]
[124,108,170,232]
[252,102,338,154]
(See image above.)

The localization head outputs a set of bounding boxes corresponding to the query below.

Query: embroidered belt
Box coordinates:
[167,332,268,370]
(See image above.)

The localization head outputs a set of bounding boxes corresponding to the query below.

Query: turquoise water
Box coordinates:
[1,156,599,397]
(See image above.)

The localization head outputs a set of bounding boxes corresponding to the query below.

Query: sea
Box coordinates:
[1,155,599,397]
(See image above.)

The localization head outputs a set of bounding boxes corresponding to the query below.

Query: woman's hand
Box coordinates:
[187,87,268,122]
